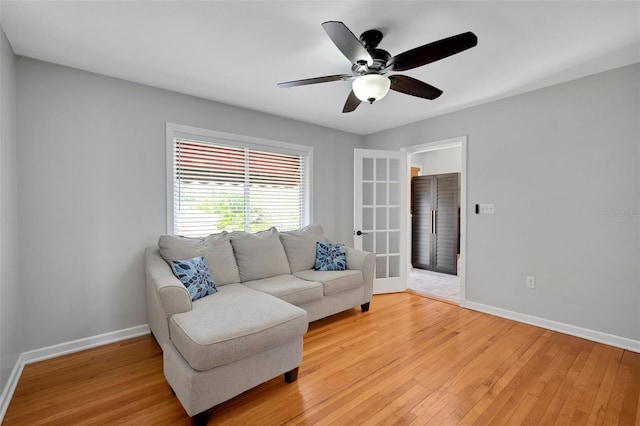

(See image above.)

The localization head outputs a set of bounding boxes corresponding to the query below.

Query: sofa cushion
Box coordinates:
[242,274,323,305]
[159,232,240,286]
[169,284,308,371]
[294,269,363,296]
[230,227,290,282]
[279,224,327,273]
[170,256,217,301]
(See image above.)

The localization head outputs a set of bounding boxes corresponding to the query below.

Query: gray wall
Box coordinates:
[0,24,19,393]
[16,58,364,352]
[367,63,640,341]
[412,147,461,176]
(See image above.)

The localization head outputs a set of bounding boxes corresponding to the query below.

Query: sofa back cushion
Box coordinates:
[279,224,327,273]
[230,227,291,282]
[158,232,241,286]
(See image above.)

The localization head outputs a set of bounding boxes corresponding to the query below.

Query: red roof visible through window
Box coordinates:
[175,139,302,186]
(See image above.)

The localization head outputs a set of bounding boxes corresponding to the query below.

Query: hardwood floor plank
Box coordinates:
[459,329,554,425]
[432,322,545,424]
[602,358,629,425]
[555,343,606,424]
[4,293,639,425]
[584,345,624,425]
[618,350,640,425]
[518,337,584,425]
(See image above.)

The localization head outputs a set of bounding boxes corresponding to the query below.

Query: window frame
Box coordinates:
[166,123,313,235]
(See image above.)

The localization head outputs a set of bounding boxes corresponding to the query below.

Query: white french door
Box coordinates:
[354,149,407,294]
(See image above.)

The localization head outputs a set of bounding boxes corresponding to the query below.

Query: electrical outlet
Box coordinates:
[526,276,536,289]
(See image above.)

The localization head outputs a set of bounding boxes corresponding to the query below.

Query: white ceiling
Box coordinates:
[1,1,639,135]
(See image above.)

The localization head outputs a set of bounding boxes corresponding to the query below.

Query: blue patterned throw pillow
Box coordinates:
[315,242,347,271]
[170,256,217,301]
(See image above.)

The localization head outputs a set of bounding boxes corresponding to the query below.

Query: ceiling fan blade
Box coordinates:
[391,31,478,71]
[342,90,361,113]
[278,74,353,88]
[322,21,373,66]
[389,75,443,100]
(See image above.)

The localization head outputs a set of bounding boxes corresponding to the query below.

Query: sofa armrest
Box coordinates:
[346,247,375,303]
[145,246,192,345]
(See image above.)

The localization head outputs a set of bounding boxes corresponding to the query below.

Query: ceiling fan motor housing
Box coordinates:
[353,49,391,74]
[357,29,392,73]
[360,29,383,49]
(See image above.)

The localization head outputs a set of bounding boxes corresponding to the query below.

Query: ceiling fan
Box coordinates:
[278,21,478,113]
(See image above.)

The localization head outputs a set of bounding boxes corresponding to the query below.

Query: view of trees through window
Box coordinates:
[173,138,305,237]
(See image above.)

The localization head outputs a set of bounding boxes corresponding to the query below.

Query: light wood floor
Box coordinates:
[5,293,640,425]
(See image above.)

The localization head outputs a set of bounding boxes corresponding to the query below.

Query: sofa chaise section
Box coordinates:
[164,284,307,421]
[169,283,308,372]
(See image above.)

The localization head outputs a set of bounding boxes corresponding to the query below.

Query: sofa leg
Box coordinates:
[284,367,299,383]
[361,302,370,312]
[192,410,208,426]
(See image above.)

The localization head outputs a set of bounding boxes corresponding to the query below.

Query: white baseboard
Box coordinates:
[20,324,150,364]
[0,324,150,422]
[0,353,25,423]
[460,300,640,353]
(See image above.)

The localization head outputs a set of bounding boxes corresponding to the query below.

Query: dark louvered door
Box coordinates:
[433,174,459,274]
[411,173,459,275]
[411,176,433,269]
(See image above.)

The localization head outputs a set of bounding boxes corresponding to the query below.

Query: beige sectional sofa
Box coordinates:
[144,225,375,425]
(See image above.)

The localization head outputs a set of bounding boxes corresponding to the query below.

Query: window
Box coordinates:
[167,124,312,237]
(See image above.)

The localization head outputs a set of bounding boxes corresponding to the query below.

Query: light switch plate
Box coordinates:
[478,203,495,214]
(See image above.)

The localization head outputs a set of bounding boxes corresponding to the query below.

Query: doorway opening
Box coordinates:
[403,137,466,304]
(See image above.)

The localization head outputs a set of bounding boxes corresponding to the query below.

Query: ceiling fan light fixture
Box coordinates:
[352,74,391,104]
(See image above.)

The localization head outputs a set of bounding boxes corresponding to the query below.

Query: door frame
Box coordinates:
[401,135,467,301]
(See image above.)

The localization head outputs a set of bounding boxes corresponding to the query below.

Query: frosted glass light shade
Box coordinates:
[352,74,391,103]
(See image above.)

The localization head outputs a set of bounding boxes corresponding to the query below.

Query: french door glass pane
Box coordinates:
[389,255,400,278]
[376,257,387,279]
[389,159,399,181]
[363,207,373,230]
[376,183,387,205]
[389,182,400,205]
[389,231,400,254]
[376,207,387,229]
[363,182,374,206]
[363,232,374,252]
[375,231,387,254]
[363,158,374,180]
[389,207,400,229]
[376,158,387,180]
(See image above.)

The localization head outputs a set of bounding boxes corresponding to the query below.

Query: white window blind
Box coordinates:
[173,138,306,237]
